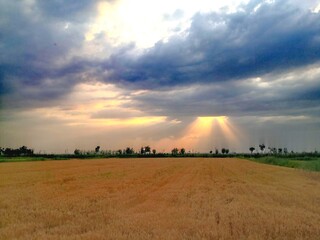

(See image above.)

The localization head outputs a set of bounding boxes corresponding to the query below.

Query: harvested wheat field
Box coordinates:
[0,158,320,240]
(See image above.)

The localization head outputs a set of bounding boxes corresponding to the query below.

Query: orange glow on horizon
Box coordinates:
[156,116,241,152]
[30,80,242,151]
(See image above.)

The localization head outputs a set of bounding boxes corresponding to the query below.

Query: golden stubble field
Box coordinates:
[0,158,320,240]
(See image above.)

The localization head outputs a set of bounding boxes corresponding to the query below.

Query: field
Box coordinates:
[1,158,320,239]
[247,156,320,172]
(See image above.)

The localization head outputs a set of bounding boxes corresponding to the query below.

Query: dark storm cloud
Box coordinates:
[0,0,100,107]
[0,1,92,64]
[122,62,320,118]
[104,0,320,88]
[94,0,320,119]
[1,0,320,117]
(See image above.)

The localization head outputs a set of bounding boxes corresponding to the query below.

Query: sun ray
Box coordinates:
[216,117,238,143]
[170,116,243,152]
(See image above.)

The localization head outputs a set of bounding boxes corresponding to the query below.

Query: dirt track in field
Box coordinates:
[1,158,320,239]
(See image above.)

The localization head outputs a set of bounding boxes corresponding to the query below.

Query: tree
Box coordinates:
[95,146,100,153]
[125,147,134,154]
[278,148,282,154]
[4,148,13,156]
[140,147,145,154]
[180,148,186,155]
[221,148,230,154]
[152,149,156,154]
[3,146,34,156]
[259,144,266,153]
[215,149,219,154]
[249,147,255,154]
[19,146,33,155]
[171,148,179,155]
[20,146,27,154]
[145,146,151,154]
[74,149,80,155]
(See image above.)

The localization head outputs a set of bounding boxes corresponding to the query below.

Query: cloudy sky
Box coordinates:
[1,0,320,153]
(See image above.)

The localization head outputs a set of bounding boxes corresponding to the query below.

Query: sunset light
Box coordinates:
[1,0,320,153]
[178,116,241,152]
[1,1,320,238]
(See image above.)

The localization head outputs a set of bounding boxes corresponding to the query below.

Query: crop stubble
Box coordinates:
[0,158,319,239]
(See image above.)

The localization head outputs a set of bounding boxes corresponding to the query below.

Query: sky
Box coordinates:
[1,0,320,154]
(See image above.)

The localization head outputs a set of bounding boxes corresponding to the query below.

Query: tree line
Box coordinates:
[249,144,291,155]
[0,144,316,157]
[73,145,232,156]
[0,146,34,157]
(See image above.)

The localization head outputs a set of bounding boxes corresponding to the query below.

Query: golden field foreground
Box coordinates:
[0,158,320,240]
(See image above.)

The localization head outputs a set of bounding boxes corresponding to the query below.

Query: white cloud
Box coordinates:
[84,0,250,48]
